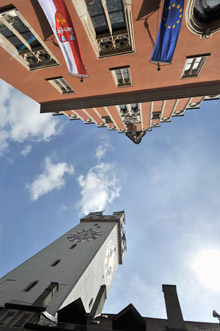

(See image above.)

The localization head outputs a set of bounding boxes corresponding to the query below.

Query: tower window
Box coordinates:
[0,8,59,71]
[181,55,209,78]
[0,310,17,326]
[51,259,61,267]
[111,67,131,87]
[12,312,33,328]
[70,244,77,249]
[89,298,94,309]
[46,77,74,94]
[24,280,38,292]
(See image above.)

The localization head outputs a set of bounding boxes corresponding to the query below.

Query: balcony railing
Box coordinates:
[97,33,132,58]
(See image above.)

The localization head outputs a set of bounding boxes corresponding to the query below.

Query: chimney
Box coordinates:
[162,285,185,330]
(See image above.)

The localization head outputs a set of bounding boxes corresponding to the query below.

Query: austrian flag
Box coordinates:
[38,0,87,77]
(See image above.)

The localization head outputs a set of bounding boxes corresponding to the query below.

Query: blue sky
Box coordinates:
[0,78,220,323]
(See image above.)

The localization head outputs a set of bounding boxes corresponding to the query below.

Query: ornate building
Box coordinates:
[0,0,220,143]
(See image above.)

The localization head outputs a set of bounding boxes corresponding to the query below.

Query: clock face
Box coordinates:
[104,241,115,285]
[67,228,102,244]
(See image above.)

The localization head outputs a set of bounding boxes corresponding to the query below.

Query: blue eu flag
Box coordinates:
[151,0,184,63]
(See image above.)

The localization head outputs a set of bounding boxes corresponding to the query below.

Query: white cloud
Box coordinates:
[0,79,61,156]
[95,142,112,161]
[76,162,120,215]
[21,145,32,157]
[27,157,74,201]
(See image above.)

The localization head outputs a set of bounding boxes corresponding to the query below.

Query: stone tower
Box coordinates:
[0,211,126,329]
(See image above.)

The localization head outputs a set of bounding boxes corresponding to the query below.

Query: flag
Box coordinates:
[151,0,184,64]
[38,0,87,76]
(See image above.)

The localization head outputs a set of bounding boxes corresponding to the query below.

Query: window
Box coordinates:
[194,0,220,24]
[70,244,77,249]
[119,104,128,113]
[152,112,160,120]
[186,0,220,38]
[89,298,93,309]
[12,312,33,328]
[51,259,61,267]
[102,116,113,123]
[24,280,38,292]
[47,77,74,94]
[111,67,131,86]
[181,55,209,78]
[131,103,138,112]
[0,8,59,70]
[0,310,17,326]
[73,0,135,58]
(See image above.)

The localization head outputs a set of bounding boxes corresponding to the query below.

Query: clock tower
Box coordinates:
[0,211,126,329]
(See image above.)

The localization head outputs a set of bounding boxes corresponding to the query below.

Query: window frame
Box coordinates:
[0,310,18,326]
[181,54,209,78]
[72,0,135,58]
[111,66,132,87]
[12,312,33,328]
[0,7,59,71]
[46,77,75,94]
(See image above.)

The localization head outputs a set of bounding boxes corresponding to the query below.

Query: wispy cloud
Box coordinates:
[27,157,74,201]
[0,79,61,156]
[76,162,120,215]
[21,145,32,157]
[95,142,113,162]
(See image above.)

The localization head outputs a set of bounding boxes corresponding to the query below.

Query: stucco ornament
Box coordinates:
[104,240,115,285]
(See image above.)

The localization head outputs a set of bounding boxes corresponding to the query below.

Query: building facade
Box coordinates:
[0,211,126,329]
[0,0,220,143]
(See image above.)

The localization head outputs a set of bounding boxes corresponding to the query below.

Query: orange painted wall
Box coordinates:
[1,0,220,104]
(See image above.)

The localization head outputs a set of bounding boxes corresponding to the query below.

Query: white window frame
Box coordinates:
[47,77,75,94]
[181,55,209,78]
[111,67,132,87]
[0,8,59,71]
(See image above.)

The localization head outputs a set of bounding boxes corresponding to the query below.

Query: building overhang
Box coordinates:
[40,81,220,113]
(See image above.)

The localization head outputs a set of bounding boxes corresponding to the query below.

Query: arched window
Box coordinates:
[186,0,220,38]
[194,0,220,23]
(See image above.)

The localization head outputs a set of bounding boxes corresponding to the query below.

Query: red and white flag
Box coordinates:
[38,0,87,77]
